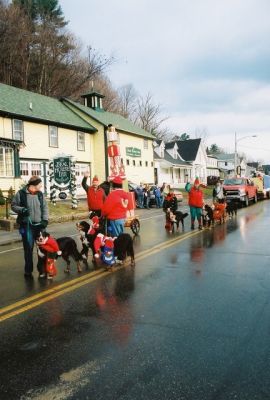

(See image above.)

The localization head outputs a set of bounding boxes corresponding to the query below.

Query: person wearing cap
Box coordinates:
[101,176,129,236]
[82,172,106,217]
[11,175,49,279]
[185,177,205,230]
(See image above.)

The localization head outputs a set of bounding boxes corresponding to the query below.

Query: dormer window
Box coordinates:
[173,148,178,159]
[160,147,164,158]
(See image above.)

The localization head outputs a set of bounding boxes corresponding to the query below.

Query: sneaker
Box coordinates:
[199,225,203,230]
[47,275,53,280]
[39,273,46,278]
[191,225,195,230]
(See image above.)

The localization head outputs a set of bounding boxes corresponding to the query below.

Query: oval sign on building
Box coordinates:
[59,191,67,200]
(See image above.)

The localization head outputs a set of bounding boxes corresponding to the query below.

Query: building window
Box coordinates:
[151,162,154,167]
[31,162,41,176]
[225,162,228,166]
[13,119,24,141]
[77,132,85,151]
[133,160,136,166]
[49,126,58,147]
[145,161,148,167]
[126,159,130,166]
[143,139,148,149]
[0,147,14,177]
[139,160,142,166]
[20,162,29,176]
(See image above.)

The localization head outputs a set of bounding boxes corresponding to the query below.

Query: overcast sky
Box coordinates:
[60,0,270,163]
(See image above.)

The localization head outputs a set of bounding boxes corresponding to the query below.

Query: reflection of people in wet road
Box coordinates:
[185,177,204,230]
[95,269,135,343]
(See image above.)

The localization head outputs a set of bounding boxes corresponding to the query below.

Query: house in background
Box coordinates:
[153,139,192,187]
[215,153,235,178]
[206,155,220,181]
[154,138,208,187]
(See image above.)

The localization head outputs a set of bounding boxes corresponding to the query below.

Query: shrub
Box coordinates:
[7,186,14,200]
[0,189,5,206]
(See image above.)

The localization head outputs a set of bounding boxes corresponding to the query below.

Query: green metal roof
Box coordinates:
[62,98,155,140]
[0,83,96,132]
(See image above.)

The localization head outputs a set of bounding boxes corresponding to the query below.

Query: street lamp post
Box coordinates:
[234,132,257,176]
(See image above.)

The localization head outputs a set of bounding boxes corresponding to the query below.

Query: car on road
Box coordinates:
[223,177,258,207]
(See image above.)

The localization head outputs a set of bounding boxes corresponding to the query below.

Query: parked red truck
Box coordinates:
[223,177,258,207]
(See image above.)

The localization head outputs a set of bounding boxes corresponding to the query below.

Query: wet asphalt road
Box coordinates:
[1,201,270,399]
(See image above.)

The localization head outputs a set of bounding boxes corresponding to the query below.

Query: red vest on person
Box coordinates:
[188,187,204,208]
[87,186,105,211]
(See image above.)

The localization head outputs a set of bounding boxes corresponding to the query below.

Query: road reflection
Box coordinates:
[95,268,135,345]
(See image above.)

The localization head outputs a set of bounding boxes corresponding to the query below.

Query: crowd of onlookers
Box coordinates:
[134,183,173,209]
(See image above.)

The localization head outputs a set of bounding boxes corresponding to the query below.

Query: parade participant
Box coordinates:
[185,177,205,230]
[11,176,49,279]
[101,176,129,236]
[82,173,106,217]
[163,188,178,213]
[213,179,225,203]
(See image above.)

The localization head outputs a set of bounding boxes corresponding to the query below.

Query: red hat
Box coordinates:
[92,175,99,184]
[194,177,200,185]
[112,176,123,185]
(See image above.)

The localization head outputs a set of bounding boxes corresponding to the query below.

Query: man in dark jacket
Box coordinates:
[11,176,49,279]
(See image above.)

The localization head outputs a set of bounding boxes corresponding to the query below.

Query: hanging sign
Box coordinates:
[126,147,141,157]
[53,157,71,185]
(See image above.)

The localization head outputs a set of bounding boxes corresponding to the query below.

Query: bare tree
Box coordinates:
[133,92,169,137]
[193,127,208,143]
[117,84,137,119]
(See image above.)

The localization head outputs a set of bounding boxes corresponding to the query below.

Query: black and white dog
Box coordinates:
[36,231,84,273]
[226,202,238,218]
[202,204,214,227]
[83,228,135,267]
[165,209,188,232]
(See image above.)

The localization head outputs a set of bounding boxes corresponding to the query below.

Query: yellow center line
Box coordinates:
[0,229,201,323]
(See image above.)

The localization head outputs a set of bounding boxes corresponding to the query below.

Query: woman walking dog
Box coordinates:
[11,176,49,279]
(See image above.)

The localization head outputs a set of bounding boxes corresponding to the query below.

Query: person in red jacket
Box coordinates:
[185,177,205,230]
[102,176,129,236]
[82,173,106,217]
